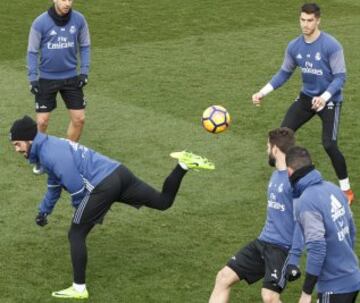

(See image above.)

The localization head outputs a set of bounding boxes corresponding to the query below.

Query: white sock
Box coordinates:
[178,162,188,170]
[339,178,350,191]
[73,283,86,292]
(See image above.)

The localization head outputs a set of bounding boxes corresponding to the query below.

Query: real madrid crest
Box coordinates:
[70,25,76,34]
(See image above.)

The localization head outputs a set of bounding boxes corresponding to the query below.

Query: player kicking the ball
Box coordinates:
[10,115,214,299]
[209,128,302,303]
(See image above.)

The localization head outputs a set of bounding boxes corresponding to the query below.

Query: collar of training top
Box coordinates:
[48,5,72,27]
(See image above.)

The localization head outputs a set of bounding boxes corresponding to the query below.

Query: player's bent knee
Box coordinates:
[69,110,85,126]
[157,205,170,211]
[152,200,173,211]
[72,115,85,127]
[261,288,280,303]
[37,117,49,130]
[215,267,239,288]
[147,195,175,211]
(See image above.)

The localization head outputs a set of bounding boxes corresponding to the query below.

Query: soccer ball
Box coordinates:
[202,105,231,133]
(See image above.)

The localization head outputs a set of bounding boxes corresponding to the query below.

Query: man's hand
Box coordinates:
[78,74,88,88]
[35,212,48,227]
[311,96,326,112]
[30,80,40,95]
[252,92,264,106]
[286,264,301,282]
[298,291,312,303]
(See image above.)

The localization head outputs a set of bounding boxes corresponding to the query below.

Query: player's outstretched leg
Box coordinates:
[170,150,215,170]
[120,152,214,211]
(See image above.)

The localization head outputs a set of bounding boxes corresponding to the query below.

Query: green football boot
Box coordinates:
[52,286,89,299]
[170,151,215,170]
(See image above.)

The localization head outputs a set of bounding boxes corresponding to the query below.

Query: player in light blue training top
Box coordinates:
[27,0,90,175]
[10,115,215,300]
[252,3,354,205]
[286,146,360,303]
[209,128,303,303]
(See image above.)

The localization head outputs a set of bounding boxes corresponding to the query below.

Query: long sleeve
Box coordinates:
[300,210,326,276]
[78,19,90,75]
[269,47,296,89]
[323,49,346,97]
[38,173,62,214]
[288,222,305,266]
[27,26,41,82]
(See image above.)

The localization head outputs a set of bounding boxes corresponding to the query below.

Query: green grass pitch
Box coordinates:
[1,0,360,302]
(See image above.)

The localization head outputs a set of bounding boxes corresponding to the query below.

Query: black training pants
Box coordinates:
[281,92,348,180]
[317,290,358,303]
[68,164,187,283]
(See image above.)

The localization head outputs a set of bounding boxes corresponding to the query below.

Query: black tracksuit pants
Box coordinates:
[281,92,348,180]
[68,164,187,284]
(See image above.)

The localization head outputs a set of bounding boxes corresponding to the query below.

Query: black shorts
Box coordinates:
[227,239,288,293]
[318,291,359,303]
[35,76,86,112]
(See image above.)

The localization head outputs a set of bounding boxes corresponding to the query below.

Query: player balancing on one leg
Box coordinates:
[9,115,215,300]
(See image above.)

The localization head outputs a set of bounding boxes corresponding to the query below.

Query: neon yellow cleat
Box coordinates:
[52,286,89,299]
[170,151,215,170]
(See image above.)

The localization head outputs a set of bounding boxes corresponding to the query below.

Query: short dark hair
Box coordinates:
[301,3,321,18]
[268,127,295,153]
[286,146,313,171]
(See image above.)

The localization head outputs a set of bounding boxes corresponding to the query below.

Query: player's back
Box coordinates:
[297,175,360,293]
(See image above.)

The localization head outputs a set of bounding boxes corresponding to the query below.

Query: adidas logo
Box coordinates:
[39,105,48,109]
[327,101,334,109]
[330,194,345,221]
[50,30,57,36]
[296,53,302,59]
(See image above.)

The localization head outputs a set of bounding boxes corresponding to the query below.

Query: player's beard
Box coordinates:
[268,154,276,167]
[24,143,32,159]
[303,27,315,37]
